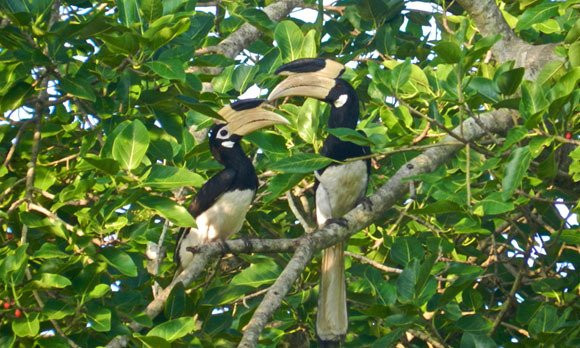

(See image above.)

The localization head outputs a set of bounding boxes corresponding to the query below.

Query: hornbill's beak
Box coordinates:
[218,99,289,136]
[268,58,345,102]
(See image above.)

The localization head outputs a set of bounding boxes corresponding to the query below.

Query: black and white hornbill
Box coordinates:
[269,58,371,346]
[174,99,289,270]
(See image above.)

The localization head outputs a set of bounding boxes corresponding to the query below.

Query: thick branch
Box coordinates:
[456,0,561,79]
[188,0,303,74]
[238,109,516,347]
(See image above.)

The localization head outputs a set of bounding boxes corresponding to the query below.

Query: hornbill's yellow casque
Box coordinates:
[174,99,289,270]
[269,58,371,347]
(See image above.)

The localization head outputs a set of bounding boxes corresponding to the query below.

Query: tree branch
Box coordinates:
[456,0,561,79]
[188,0,303,74]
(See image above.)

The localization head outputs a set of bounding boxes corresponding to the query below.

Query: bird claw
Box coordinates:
[324,217,349,228]
[359,197,373,211]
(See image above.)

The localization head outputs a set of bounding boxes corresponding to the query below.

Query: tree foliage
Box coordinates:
[0,0,578,347]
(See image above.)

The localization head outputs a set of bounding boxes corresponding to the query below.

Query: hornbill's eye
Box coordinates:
[217,128,229,139]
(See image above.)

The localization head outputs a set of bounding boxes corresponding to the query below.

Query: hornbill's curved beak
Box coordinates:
[268,58,345,102]
[218,99,289,136]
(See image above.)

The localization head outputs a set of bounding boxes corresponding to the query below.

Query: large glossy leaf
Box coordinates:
[147,317,197,341]
[516,2,560,31]
[145,59,186,81]
[144,165,205,189]
[274,20,304,62]
[230,259,281,288]
[98,248,138,277]
[269,153,333,173]
[112,119,150,170]
[12,315,39,337]
[502,146,531,200]
[138,195,196,227]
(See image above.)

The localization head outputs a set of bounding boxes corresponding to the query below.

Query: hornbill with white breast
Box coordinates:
[174,99,289,271]
[269,59,371,346]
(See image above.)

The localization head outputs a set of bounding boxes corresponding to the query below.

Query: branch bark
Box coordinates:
[456,0,561,79]
[187,0,303,73]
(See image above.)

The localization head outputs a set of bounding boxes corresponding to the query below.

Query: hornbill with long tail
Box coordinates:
[174,99,289,270]
[269,58,371,346]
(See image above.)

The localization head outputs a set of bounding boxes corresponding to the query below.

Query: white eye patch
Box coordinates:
[222,140,235,148]
[216,128,230,140]
[334,94,348,108]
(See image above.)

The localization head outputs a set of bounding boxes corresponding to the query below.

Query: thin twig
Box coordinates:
[286,191,316,233]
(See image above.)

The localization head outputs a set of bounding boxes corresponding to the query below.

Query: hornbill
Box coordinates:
[268,58,371,346]
[174,99,289,270]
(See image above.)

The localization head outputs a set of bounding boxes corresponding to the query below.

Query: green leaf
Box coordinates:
[60,77,96,102]
[12,314,39,337]
[245,131,288,155]
[164,282,185,319]
[327,128,374,147]
[520,80,548,124]
[569,41,580,68]
[230,259,281,288]
[456,315,493,335]
[143,15,190,50]
[144,165,204,189]
[145,59,186,82]
[83,155,120,175]
[136,336,170,348]
[232,65,257,92]
[32,273,71,289]
[211,65,234,93]
[294,98,322,144]
[138,195,196,227]
[475,192,515,215]
[98,248,138,277]
[560,229,580,245]
[468,77,499,103]
[434,41,462,64]
[390,59,411,92]
[263,173,305,203]
[516,2,560,31]
[269,153,333,173]
[396,259,418,303]
[460,333,497,348]
[502,146,531,200]
[147,317,197,342]
[140,0,163,25]
[274,20,304,62]
[43,300,75,320]
[496,68,525,95]
[238,8,275,32]
[88,284,110,299]
[117,0,140,26]
[391,237,424,267]
[86,305,111,332]
[529,304,559,335]
[112,119,150,170]
[32,243,69,259]
[301,29,317,58]
[0,81,33,112]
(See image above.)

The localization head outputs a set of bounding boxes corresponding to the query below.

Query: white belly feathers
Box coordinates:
[316,160,368,225]
[177,189,254,268]
[196,189,255,242]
